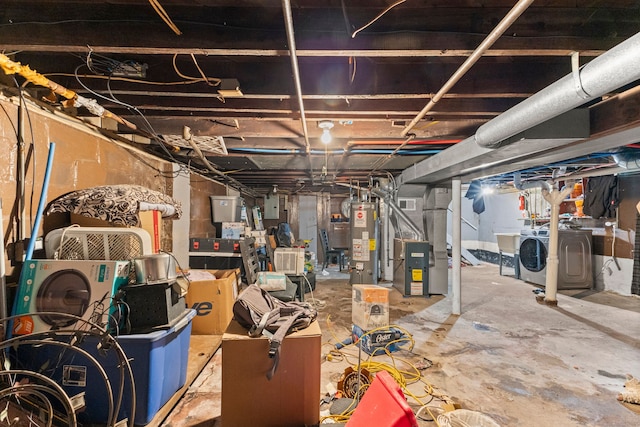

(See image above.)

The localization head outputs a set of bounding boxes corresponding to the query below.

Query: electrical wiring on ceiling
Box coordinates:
[73,64,180,160]
[72,50,225,181]
[351,0,407,38]
[148,0,182,35]
[43,73,215,86]
[1,53,257,195]
[172,53,221,86]
[12,77,38,232]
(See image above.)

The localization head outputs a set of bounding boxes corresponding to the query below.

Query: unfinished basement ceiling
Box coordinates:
[2,1,640,195]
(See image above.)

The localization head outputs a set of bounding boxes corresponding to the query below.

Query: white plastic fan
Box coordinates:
[45,226,153,260]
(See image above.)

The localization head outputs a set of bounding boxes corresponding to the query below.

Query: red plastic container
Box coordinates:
[346,370,419,427]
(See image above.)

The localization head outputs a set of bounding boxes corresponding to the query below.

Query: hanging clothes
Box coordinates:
[582,175,619,219]
[464,180,485,214]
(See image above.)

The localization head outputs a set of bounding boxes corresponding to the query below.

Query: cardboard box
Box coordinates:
[185,269,240,335]
[250,229,267,246]
[352,284,390,330]
[221,221,245,239]
[222,319,321,427]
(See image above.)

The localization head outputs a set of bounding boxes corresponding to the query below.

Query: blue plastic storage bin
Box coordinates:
[18,309,195,425]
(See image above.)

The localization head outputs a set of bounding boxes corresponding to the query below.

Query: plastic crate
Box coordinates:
[19,309,195,425]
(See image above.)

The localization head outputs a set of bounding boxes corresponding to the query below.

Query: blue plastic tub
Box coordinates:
[19,309,195,425]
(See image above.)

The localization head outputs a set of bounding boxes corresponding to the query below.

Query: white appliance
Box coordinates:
[44,226,153,260]
[519,228,593,289]
[519,228,548,286]
[12,260,131,335]
[273,248,305,275]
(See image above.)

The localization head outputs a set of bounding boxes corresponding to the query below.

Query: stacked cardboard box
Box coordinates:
[222,319,321,426]
[352,284,390,330]
[185,268,241,335]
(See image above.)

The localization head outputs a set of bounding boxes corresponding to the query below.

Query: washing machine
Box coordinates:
[519,228,549,286]
[12,259,131,335]
[519,228,593,289]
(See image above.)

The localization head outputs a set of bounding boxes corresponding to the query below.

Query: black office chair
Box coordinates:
[319,229,345,271]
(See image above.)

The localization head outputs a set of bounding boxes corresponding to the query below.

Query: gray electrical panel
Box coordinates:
[263,195,280,219]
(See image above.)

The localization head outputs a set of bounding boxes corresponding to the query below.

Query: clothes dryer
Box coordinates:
[557,228,593,289]
[519,228,593,289]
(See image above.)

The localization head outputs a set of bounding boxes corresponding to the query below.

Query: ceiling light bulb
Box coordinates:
[321,129,332,144]
[273,184,278,194]
[318,120,334,144]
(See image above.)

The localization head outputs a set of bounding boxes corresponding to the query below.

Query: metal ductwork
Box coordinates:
[513,172,552,192]
[612,151,640,171]
[371,187,424,241]
[475,32,640,148]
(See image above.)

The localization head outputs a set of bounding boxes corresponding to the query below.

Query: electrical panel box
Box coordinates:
[263,195,280,220]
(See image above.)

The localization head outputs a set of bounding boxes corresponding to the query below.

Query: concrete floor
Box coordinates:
[162,263,640,426]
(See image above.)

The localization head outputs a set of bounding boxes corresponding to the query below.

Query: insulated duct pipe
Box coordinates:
[513,171,552,192]
[281,0,314,176]
[476,32,640,148]
[370,187,424,241]
[402,0,534,137]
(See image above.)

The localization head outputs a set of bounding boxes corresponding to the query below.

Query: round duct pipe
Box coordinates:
[475,33,640,148]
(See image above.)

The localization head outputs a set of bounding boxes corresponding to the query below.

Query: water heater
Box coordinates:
[349,202,379,285]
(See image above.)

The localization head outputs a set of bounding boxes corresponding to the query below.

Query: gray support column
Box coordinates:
[172,164,191,269]
[452,178,462,315]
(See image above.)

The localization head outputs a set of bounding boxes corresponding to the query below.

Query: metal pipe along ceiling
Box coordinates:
[281,0,313,171]
[401,0,534,137]
[475,32,640,148]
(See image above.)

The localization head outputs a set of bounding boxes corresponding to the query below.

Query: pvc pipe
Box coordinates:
[541,185,574,304]
[25,142,56,261]
[452,178,462,315]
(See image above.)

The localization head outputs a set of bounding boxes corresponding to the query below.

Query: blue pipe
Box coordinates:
[228,147,443,155]
[25,142,56,260]
[349,149,442,155]
[511,152,613,175]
